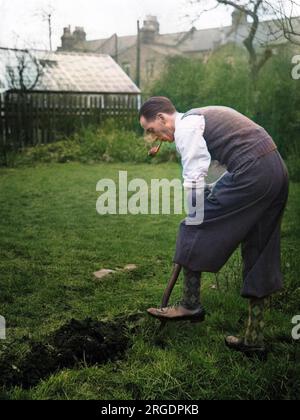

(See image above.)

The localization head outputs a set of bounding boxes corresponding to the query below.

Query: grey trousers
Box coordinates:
[174,149,289,299]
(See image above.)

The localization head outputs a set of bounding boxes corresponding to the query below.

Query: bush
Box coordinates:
[10,122,178,167]
[14,139,83,165]
[286,154,300,182]
[149,44,300,162]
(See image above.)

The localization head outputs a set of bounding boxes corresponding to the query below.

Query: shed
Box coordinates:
[0,48,141,151]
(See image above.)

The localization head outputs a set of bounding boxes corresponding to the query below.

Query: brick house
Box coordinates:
[58,13,300,91]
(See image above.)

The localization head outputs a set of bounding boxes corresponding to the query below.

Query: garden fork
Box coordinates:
[157,264,182,332]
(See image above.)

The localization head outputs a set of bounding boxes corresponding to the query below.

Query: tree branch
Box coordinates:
[5,49,45,92]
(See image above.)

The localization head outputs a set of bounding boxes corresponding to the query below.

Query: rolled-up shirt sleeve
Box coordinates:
[175,115,211,189]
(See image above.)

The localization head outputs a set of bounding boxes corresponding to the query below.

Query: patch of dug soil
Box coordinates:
[0,315,143,390]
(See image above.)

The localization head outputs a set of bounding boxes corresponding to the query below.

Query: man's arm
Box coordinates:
[175,115,211,188]
[175,115,211,224]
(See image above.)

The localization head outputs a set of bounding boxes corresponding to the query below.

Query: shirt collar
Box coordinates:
[175,112,184,131]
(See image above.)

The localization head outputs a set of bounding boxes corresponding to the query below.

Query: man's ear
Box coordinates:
[157,113,166,124]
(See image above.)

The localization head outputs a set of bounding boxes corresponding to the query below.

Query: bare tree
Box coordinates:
[266,0,300,45]
[2,48,48,153]
[187,0,300,82]
[5,49,46,92]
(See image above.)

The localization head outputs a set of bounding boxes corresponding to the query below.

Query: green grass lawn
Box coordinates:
[0,162,299,400]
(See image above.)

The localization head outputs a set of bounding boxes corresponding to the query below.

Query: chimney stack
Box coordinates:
[73,26,87,42]
[141,16,160,44]
[61,25,75,50]
[60,25,86,51]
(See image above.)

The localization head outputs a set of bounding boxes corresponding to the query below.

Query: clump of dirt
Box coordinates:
[52,318,127,366]
[0,315,143,390]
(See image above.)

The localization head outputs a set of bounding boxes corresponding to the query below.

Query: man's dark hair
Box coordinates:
[139,97,176,121]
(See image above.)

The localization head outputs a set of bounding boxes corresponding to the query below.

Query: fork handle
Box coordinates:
[161,264,182,309]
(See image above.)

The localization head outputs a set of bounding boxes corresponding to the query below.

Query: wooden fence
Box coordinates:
[0,90,141,164]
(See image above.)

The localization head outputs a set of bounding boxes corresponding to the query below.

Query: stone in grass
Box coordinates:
[115,264,138,273]
[93,265,137,280]
[93,269,116,280]
[123,264,138,272]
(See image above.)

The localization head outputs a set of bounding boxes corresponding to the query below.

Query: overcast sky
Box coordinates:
[0,0,233,50]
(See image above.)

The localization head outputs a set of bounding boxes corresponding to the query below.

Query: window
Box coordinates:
[146,60,155,79]
[39,59,58,68]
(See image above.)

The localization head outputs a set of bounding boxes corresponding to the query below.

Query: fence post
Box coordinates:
[0,94,7,166]
[0,90,140,162]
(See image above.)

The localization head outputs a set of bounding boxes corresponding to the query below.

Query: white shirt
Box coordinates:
[174,112,211,189]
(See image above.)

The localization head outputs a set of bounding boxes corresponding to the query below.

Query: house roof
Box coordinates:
[147,44,184,56]
[179,17,300,52]
[0,48,141,94]
[85,35,137,54]
[178,27,228,52]
[83,16,300,56]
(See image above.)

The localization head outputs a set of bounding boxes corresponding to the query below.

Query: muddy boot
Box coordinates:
[147,304,205,323]
[147,269,205,323]
[225,298,268,360]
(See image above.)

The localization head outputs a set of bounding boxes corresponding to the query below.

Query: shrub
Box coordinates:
[286,154,300,182]
[149,44,300,163]
[9,122,178,167]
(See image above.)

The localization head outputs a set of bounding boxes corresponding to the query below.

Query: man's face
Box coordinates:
[140,113,175,143]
